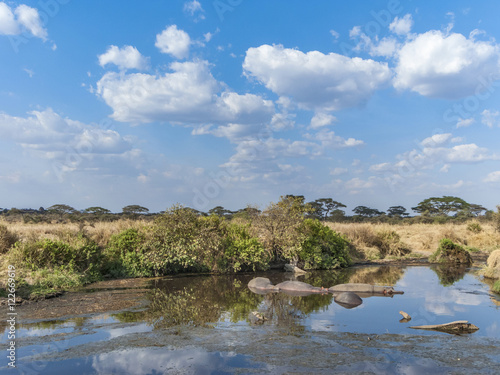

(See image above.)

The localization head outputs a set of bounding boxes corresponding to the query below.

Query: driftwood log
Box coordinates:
[410,320,479,334]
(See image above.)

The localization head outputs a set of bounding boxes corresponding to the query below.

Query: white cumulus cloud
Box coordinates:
[96,60,274,128]
[420,133,453,148]
[184,0,203,14]
[0,108,132,155]
[310,112,336,129]
[98,45,149,70]
[15,4,47,40]
[155,25,191,59]
[330,167,348,176]
[481,109,500,128]
[394,30,500,99]
[243,44,391,112]
[0,2,19,34]
[0,2,47,40]
[456,118,475,128]
[389,14,413,35]
[484,171,500,183]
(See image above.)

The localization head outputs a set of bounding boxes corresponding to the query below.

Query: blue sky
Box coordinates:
[1,0,500,214]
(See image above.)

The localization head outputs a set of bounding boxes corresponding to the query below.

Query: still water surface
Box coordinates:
[1,265,499,374]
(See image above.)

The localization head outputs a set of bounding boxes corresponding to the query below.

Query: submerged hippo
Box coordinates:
[329,283,403,296]
[248,277,279,294]
[334,291,363,309]
[274,281,328,296]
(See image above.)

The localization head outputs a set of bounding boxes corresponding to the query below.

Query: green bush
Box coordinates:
[0,225,18,253]
[142,206,270,275]
[298,219,351,270]
[374,230,411,258]
[9,235,102,278]
[255,196,307,262]
[493,280,500,294]
[104,228,152,277]
[467,222,482,233]
[143,205,207,275]
[430,238,472,265]
[222,223,269,272]
[495,206,500,232]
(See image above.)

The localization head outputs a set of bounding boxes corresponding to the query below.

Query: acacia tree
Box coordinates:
[412,196,470,216]
[308,198,346,220]
[83,207,111,215]
[352,206,384,218]
[46,205,77,221]
[387,206,409,218]
[208,206,234,218]
[47,204,77,215]
[467,204,488,217]
[122,205,149,216]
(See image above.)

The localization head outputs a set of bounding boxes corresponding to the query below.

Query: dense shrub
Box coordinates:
[467,222,482,233]
[0,225,18,253]
[495,206,500,232]
[103,228,152,277]
[8,234,103,296]
[298,219,351,269]
[374,230,411,258]
[254,196,307,262]
[222,223,269,272]
[9,235,102,279]
[142,206,270,275]
[493,280,500,294]
[143,206,208,275]
[429,238,472,265]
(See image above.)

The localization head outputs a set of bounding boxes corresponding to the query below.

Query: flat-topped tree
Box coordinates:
[47,204,77,216]
[467,204,488,217]
[317,198,346,220]
[412,196,470,216]
[83,207,111,215]
[208,206,234,218]
[233,206,261,220]
[122,205,149,216]
[352,206,384,218]
[387,206,410,218]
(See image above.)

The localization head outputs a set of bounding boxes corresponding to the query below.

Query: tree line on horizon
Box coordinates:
[0,196,496,224]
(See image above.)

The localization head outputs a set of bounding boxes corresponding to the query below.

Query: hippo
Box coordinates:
[333,291,363,309]
[329,283,403,297]
[274,281,329,296]
[248,277,279,294]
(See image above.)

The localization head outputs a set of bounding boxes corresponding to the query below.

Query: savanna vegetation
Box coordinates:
[1,196,499,299]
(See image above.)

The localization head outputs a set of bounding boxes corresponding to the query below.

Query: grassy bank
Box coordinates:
[327,221,500,259]
[1,201,499,300]
[0,199,353,299]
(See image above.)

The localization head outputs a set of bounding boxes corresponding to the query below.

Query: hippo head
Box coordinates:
[384,287,404,295]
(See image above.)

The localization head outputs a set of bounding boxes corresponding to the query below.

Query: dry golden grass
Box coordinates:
[2,218,499,261]
[0,219,146,248]
[481,250,500,279]
[326,222,500,258]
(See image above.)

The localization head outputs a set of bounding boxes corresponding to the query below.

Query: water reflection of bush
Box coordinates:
[347,266,405,285]
[144,275,263,329]
[140,266,407,330]
[431,264,468,286]
[140,275,338,330]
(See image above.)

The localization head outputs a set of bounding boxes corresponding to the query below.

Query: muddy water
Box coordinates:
[1,266,499,374]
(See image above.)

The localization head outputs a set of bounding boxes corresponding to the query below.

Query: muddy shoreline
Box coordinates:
[0,251,492,309]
